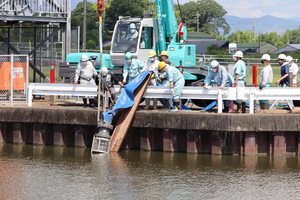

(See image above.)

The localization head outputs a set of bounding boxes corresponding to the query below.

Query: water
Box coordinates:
[1,143,300,200]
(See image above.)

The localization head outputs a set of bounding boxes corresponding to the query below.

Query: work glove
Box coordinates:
[171,87,175,96]
[233,83,237,87]
[122,78,127,84]
[259,84,264,90]
[156,77,161,83]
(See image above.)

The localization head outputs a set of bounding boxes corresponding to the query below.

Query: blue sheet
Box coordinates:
[101,70,151,123]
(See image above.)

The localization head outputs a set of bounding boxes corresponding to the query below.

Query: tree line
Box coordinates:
[71,0,300,50]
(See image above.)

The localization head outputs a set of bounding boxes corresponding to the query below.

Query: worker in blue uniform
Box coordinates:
[204,60,234,113]
[275,54,290,87]
[232,51,247,113]
[158,61,185,112]
[122,52,146,84]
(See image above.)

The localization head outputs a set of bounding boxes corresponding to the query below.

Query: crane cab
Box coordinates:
[110,17,158,66]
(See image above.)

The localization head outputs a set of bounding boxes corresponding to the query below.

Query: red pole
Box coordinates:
[50,63,55,83]
[50,64,55,106]
[252,65,258,87]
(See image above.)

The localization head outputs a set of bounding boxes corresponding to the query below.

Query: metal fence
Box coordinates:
[0,55,29,104]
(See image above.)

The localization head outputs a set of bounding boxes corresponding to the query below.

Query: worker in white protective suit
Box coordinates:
[158,61,185,112]
[74,54,98,108]
[122,52,146,84]
[144,50,159,109]
[259,54,273,110]
[126,23,138,41]
[204,60,234,113]
[286,56,299,85]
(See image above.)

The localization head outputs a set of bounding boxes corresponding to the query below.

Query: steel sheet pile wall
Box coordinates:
[0,107,300,156]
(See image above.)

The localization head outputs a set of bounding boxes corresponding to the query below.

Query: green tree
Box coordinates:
[226,30,256,43]
[180,0,230,35]
[105,0,149,31]
[71,1,99,48]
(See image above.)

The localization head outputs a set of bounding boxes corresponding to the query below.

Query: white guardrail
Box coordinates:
[27,83,300,114]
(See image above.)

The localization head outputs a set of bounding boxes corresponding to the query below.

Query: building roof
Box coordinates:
[272,44,300,54]
[237,43,268,48]
[186,40,229,54]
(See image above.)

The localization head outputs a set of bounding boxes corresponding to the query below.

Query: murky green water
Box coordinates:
[1,143,300,200]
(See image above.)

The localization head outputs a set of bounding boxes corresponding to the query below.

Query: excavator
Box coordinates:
[91,0,214,153]
[62,0,209,106]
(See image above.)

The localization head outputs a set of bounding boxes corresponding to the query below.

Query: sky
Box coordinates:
[71,0,300,19]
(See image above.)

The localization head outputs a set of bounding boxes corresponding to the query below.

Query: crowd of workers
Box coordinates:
[73,50,299,113]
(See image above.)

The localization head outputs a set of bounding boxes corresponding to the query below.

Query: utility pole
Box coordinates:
[195,12,200,32]
[253,18,256,43]
[83,0,87,50]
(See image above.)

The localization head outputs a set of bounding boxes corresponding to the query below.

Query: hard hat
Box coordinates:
[100,67,108,75]
[158,61,166,70]
[210,60,219,68]
[148,50,156,57]
[125,52,133,60]
[160,51,169,56]
[233,51,243,58]
[260,54,270,61]
[81,54,89,61]
[278,54,286,60]
[129,23,136,29]
[286,56,293,63]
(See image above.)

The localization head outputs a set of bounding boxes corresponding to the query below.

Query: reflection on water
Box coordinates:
[1,143,300,200]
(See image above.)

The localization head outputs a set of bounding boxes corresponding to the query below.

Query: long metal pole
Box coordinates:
[97,15,103,122]
[83,0,86,50]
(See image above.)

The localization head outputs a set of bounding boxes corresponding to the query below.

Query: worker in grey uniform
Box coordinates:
[98,66,124,105]
[204,60,234,113]
[259,54,273,110]
[74,54,98,108]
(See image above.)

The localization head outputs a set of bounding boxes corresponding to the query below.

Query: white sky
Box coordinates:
[180,0,300,19]
[71,0,300,19]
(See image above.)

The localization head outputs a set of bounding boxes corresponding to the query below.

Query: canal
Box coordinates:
[1,143,299,199]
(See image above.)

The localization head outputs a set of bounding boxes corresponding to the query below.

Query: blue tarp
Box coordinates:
[101,70,151,123]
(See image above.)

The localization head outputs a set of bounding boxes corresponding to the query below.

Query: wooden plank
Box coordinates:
[255,110,290,114]
[109,73,151,152]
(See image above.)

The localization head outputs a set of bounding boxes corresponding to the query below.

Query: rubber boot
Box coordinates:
[162,99,170,110]
[228,101,234,113]
[153,98,158,110]
[241,102,246,113]
[260,102,269,110]
[222,106,229,113]
[83,98,88,108]
[169,101,180,112]
[235,103,242,113]
[89,98,95,108]
[145,98,150,110]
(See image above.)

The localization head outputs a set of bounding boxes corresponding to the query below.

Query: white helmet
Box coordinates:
[129,23,136,29]
[100,67,108,75]
[278,54,286,60]
[81,54,89,61]
[261,54,270,61]
[286,56,293,63]
[210,60,219,68]
[233,51,243,58]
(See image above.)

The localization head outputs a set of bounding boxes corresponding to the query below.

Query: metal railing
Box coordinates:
[27,83,300,114]
[0,0,69,16]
